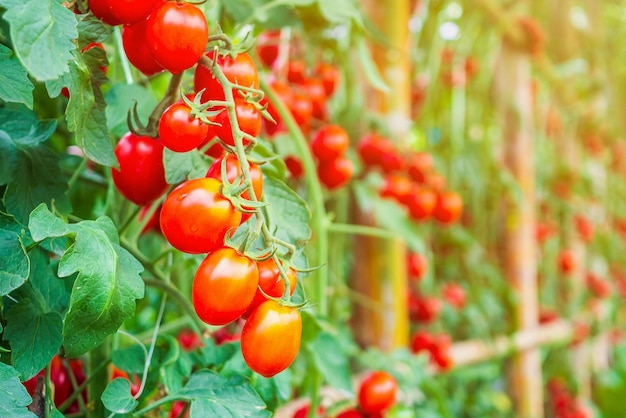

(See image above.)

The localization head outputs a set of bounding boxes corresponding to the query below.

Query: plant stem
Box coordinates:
[87,338,110,418]
[45,363,52,418]
[327,222,398,240]
[113,26,134,85]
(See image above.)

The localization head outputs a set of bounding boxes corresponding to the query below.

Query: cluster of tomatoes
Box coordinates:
[293,370,398,418]
[410,331,453,371]
[23,356,86,413]
[546,378,592,418]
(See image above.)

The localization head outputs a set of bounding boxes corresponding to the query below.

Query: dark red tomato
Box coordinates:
[112,367,141,396]
[194,51,259,103]
[146,2,208,74]
[169,401,190,418]
[407,152,434,182]
[293,404,325,418]
[407,252,428,281]
[380,150,406,174]
[89,0,122,25]
[285,155,304,179]
[380,175,413,205]
[301,78,327,120]
[407,186,436,221]
[335,408,365,418]
[206,154,263,222]
[159,103,209,152]
[177,329,204,351]
[109,0,160,24]
[244,259,297,316]
[357,133,394,167]
[314,62,340,97]
[256,30,280,68]
[558,249,576,274]
[409,294,441,323]
[139,204,162,234]
[410,330,434,354]
[442,283,466,309]
[111,133,168,206]
[24,356,86,412]
[358,371,398,414]
[214,99,262,147]
[317,157,354,190]
[311,124,349,162]
[122,18,164,76]
[431,334,453,370]
[192,247,259,325]
[287,60,307,84]
[241,300,302,377]
[432,190,463,224]
[160,178,242,254]
[289,91,313,130]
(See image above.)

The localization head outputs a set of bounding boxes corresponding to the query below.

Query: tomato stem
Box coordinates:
[327,222,399,240]
[87,337,110,418]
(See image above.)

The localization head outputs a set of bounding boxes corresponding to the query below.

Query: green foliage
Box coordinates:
[263,177,312,248]
[0,363,36,418]
[102,378,138,413]
[0,45,34,108]
[0,214,29,296]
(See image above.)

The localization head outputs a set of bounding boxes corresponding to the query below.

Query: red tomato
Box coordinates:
[24,356,86,412]
[380,150,406,174]
[314,62,340,96]
[289,91,313,130]
[160,178,242,254]
[241,300,302,377]
[292,404,325,418]
[256,30,280,68]
[409,294,441,323]
[335,408,365,418]
[112,367,141,396]
[407,187,436,221]
[425,172,447,192]
[380,175,413,205]
[357,133,394,168]
[431,334,453,370]
[558,249,576,275]
[407,252,428,281]
[410,330,434,354]
[214,99,261,147]
[111,133,168,206]
[244,259,297,316]
[263,79,293,134]
[194,51,259,103]
[169,401,190,418]
[406,152,434,182]
[89,0,122,25]
[139,204,162,234]
[575,215,594,243]
[122,18,164,76]
[192,247,259,325]
[586,272,612,299]
[159,103,209,152]
[300,78,327,120]
[177,329,204,351]
[109,0,160,24]
[442,283,466,309]
[285,155,304,179]
[432,190,463,224]
[358,371,398,414]
[317,157,354,190]
[287,60,307,84]
[146,2,208,74]
[311,125,349,162]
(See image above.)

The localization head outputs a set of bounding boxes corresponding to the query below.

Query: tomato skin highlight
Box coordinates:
[122,18,164,76]
[358,370,398,414]
[160,178,241,254]
[146,2,208,74]
[159,103,209,153]
[192,247,259,326]
[111,132,168,206]
[241,300,302,377]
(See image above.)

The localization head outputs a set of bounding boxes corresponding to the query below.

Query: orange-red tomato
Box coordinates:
[244,259,297,316]
[432,190,463,224]
[358,371,398,414]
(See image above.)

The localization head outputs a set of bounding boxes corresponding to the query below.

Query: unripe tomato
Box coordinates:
[111,133,168,206]
[109,0,160,24]
[192,247,259,325]
[311,125,349,162]
[432,190,463,224]
[160,178,241,254]
[89,0,122,26]
[194,51,259,103]
[317,157,354,190]
[241,300,302,377]
[122,18,164,76]
[213,99,262,147]
[244,259,297,316]
[358,371,398,414]
[146,2,208,74]
[158,103,209,152]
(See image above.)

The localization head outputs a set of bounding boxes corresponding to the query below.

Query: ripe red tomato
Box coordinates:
[244,259,297,316]
[380,175,413,205]
[158,103,209,152]
[407,252,428,281]
[256,30,280,68]
[314,62,340,97]
[410,330,434,354]
[139,204,162,234]
[317,157,354,190]
[407,187,436,221]
[111,367,141,396]
[409,294,441,323]
[146,2,208,74]
[292,404,325,418]
[287,60,307,84]
[194,51,259,103]
[575,215,594,243]
[241,300,302,377]
[122,18,164,76]
[285,155,304,179]
[169,401,190,418]
[192,247,259,325]
[289,91,313,130]
[357,133,394,168]
[311,125,349,162]
[89,0,122,25]
[431,334,453,370]
[300,78,327,120]
[358,371,398,414]
[406,152,434,182]
[586,272,612,299]
[558,249,576,275]
[214,99,261,147]
[442,283,466,309]
[177,329,204,351]
[380,150,406,174]
[111,133,168,205]
[109,0,160,24]
[432,190,463,224]
[160,178,242,254]
[24,356,86,412]
[335,408,364,418]
[426,172,447,192]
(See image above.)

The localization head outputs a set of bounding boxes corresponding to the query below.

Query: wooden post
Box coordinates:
[494,33,543,418]
[351,0,411,350]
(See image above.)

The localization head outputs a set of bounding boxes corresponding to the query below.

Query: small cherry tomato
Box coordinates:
[109,0,160,24]
[122,18,164,76]
[256,30,280,68]
[214,99,261,147]
[358,371,398,414]
[314,62,340,97]
[432,190,463,224]
[244,259,297,317]
[159,102,209,152]
[311,124,349,162]
[317,157,354,190]
[89,0,122,26]
[194,51,259,103]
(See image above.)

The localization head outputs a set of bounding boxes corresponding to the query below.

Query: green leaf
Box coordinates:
[318,0,363,25]
[163,148,209,185]
[105,83,157,139]
[356,37,389,93]
[251,139,287,180]
[0,44,34,108]
[0,0,77,81]
[0,218,29,296]
[28,204,145,357]
[263,177,311,248]
[112,345,146,375]
[0,107,70,224]
[76,14,111,46]
[0,363,36,417]
[102,378,139,414]
[305,331,352,393]
[178,371,269,417]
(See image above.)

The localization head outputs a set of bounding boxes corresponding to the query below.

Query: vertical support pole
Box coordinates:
[351,0,410,350]
[494,39,543,418]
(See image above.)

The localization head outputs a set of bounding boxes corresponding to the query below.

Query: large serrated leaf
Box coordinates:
[28,204,144,358]
[0,363,37,418]
[0,44,34,108]
[263,177,311,248]
[0,0,77,82]
[0,218,29,296]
